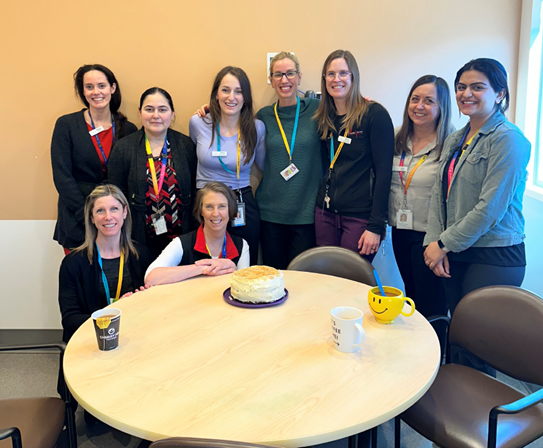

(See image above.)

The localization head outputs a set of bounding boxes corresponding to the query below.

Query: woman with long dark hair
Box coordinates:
[189,67,265,265]
[423,58,530,373]
[51,64,137,253]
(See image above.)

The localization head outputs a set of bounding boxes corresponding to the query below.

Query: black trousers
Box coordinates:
[391,227,448,349]
[443,259,525,376]
[227,186,260,266]
[260,220,316,270]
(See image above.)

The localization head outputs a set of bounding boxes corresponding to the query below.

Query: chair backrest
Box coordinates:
[149,438,279,448]
[449,285,543,385]
[287,246,377,286]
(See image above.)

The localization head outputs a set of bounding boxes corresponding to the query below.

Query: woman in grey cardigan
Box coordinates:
[51,64,137,252]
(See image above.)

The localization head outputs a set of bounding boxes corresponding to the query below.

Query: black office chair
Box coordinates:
[287,246,377,286]
[395,286,543,448]
[149,437,279,448]
[0,343,77,448]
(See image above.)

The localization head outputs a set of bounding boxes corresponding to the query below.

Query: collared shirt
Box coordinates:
[423,110,531,252]
[389,137,439,232]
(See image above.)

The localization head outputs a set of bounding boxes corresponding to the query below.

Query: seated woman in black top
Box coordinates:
[145,181,250,286]
[58,184,153,342]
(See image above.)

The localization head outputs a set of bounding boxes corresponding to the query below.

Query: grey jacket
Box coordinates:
[423,110,530,253]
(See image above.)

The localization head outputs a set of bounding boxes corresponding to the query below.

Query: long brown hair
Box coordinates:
[314,50,369,139]
[395,75,454,156]
[75,184,138,263]
[207,66,257,164]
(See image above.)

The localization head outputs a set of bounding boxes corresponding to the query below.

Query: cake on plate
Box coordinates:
[230,266,285,303]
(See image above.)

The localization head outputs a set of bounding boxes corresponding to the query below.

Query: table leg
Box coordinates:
[348,433,359,448]
[356,430,371,448]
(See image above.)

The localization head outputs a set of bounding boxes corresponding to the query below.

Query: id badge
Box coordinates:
[280,163,299,181]
[212,151,227,157]
[89,126,104,136]
[396,209,413,230]
[392,166,407,172]
[231,201,246,227]
[153,215,168,235]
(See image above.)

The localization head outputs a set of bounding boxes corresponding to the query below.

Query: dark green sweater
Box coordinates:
[255,97,323,225]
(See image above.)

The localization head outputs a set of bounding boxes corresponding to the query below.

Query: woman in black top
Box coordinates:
[58,184,152,342]
[109,87,197,258]
[51,64,137,252]
[314,50,394,261]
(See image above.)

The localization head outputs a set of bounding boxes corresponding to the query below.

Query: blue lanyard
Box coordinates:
[274,96,300,161]
[216,121,240,179]
[88,110,115,167]
[206,234,227,258]
[96,244,112,305]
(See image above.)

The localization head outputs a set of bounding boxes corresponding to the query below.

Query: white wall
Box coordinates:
[0,221,63,329]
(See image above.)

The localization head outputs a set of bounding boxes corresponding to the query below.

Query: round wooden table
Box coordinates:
[64,271,440,446]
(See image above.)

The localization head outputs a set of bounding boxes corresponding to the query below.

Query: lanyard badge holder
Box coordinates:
[88,110,116,167]
[323,128,350,209]
[396,151,429,230]
[275,97,301,181]
[217,123,246,227]
[145,135,169,235]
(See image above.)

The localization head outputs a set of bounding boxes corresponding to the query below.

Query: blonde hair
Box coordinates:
[76,184,138,263]
[314,50,369,139]
[269,51,300,76]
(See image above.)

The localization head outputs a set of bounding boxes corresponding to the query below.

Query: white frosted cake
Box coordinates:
[230,266,285,303]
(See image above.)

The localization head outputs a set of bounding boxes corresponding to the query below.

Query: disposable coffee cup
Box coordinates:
[330,307,365,353]
[92,308,121,351]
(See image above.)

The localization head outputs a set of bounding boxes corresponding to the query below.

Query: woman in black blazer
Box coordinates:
[51,64,137,253]
[109,87,197,258]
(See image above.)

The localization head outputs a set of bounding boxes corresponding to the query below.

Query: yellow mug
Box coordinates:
[368,286,415,324]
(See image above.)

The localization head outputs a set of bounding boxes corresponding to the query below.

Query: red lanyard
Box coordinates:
[145,135,168,200]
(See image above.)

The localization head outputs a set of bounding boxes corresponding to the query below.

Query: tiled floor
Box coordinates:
[1,352,542,448]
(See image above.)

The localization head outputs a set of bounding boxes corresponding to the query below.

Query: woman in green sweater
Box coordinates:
[255,52,323,269]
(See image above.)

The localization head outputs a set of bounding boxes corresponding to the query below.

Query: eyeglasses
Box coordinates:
[271,70,299,80]
[324,71,352,80]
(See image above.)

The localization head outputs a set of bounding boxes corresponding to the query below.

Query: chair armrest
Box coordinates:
[426,315,451,326]
[426,315,450,364]
[0,427,22,448]
[487,388,543,448]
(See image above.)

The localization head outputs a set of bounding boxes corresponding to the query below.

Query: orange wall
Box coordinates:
[0,0,522,220]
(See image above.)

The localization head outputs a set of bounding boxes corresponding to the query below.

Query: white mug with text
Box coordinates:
[330,307,365,353]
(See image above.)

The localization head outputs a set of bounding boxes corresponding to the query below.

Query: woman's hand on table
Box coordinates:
[120,284,152,299]
[195,258,236,276]
[195,104,209,118]
[424,242,451,277]
[358,230,381,255]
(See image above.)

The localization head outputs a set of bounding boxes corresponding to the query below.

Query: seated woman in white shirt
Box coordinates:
[145,181,250,285]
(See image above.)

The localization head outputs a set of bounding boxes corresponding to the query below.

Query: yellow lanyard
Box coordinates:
[114,251,124,302]
[329,128,350,170]
[461,131,478,158]
[273,97,300,163]
[217,124,241,180]
[400,153,429,194]
[144,136,168,197]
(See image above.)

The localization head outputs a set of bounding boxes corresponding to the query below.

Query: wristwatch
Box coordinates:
[437,239,450,253]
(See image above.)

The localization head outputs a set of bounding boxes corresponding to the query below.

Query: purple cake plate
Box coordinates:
[223,288,289,308]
